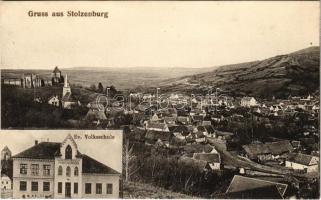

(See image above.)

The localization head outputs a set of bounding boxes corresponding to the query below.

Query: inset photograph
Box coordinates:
[0,130,122,199]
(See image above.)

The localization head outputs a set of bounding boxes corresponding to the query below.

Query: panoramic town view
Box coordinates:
[1,45,320,198]
[1,1,319,199]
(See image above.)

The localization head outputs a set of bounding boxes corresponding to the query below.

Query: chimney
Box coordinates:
[35,140,38,145]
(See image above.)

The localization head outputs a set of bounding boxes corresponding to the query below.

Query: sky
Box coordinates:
[0,1,319,69]
[0,130,123,172]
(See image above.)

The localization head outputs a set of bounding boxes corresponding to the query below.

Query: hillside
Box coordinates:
[123,181,197,199]
[159,46,320,98]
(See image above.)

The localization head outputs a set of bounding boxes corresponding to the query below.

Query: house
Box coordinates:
[285,153,319,173]
[164,116,176,125]
[1,146,13,198]
[242,140,293,162]
[178,156,208,171]
[1,174,13,199]
[312,104,319,113]
[84,109,107,125]
[176,116,190,125]
[145,130,172,147]
[193,125,215,137]
[194,131,206,143]
[225,175,288,199]
[240,97,258,107]
[169,126,191,140]
[269,105,283,112]
[1,174,12,190]
[190,109,206,117]
[142,94,154,101]
[214,130,234,140]
[87,102,105,111]
[179,147,221,171]
[167,108,178,118]
[291,140,301,150]
[150,113,160,122]
[85,102,107,124]
[146,122,169,132]
[191,115,204,125]
[192,149,221,170]
[207,137,227,151]
[48,95,60,107]
[11,135,120,198]
[202,120,211,126]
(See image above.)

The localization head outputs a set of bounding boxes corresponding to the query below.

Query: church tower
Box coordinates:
[62,74,71,97]
[52,66,63,86]
[1,146,11,161]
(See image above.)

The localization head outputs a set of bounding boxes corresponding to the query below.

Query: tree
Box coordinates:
[123,139,140,182]
[97,82,104,93]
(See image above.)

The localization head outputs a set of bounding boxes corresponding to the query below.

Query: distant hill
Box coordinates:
[159,46,320,98]
[2,47,319,97]
[1,67,215,90]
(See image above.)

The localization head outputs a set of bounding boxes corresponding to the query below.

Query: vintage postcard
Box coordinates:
[0,1,320,199]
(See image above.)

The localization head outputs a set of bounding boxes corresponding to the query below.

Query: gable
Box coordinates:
[310,156,319,165]
[60,134,78,160]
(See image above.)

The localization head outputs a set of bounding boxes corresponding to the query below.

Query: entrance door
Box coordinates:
[65,182,71,198]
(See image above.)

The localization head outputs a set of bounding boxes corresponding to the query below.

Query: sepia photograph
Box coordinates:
[0,130,123,199]
[0,1,320,199]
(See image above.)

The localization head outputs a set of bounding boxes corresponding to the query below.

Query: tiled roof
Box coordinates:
[287,153,318,166]
[226,175,287,197]
[268,140,294,155]
[197,126,206,132]
[147,122,167,130]
[169,125,189,134]
[193,153,220,163]
[204,125,215,134]
[183,144,214,154]
[164,117,176,123]
[223,185,283,199]
[177,116,189,123]
[12,142,61,159]
[82,154,120,174]
[192,115,204,121]
[179,156,207,171]
[215,130,234,136]
[145,130,172,141]
[242,140,293,159]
